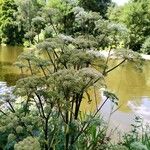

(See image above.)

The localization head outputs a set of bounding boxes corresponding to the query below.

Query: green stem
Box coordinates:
[104,59,126,75]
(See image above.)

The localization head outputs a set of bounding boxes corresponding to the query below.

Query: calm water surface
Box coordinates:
[1,45,150,131]
[104,61,150,131]
[0,45,23,85]
[81,60,150,132]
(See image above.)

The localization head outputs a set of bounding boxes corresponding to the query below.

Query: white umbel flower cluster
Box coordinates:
[14,137,41,150]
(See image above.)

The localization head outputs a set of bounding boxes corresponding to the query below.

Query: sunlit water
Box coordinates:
[0,45,23,85]
[81,60,150,131]
[104,61,150,131]
[1,45,150,132]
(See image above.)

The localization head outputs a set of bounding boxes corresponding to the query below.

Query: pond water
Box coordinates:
[0,45,23,85]
[1,45,150,132]
[103,61,150,132]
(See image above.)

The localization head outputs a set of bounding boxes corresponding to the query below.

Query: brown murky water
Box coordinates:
[0,45,23,85]
[81,60,150,131]
[1,45,150,131]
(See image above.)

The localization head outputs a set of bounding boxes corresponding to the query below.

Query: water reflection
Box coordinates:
[106,61,150,112]
[80,60,150,130]
[0,45,23,85]
[99,61,150,130]
[128,97,150,122]
[0,45,23,62]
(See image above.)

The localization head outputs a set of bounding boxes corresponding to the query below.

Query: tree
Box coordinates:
[15,0,43,30]
[31,16,45,42]
[108,0,150,52]
[79,0,112,18]
[44,0,78,34]
[15,0,44,45]
[0,0,24,45]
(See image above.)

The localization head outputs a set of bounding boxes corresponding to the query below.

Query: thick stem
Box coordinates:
[65,131,69,150]
[38,34,40,43]
[44,118,49,150]
[40,66,47,78]
[65,113,70,150]
[0,109,7,116]
[72,97,109,144]
[46,50,57,72]
[35,93,46,119]
[65,93,70,150]
[7,100,15,113]
[103,48,112,75]
[33,97,43,118]
[74,94,80,120]
[27,60,33,75]
[70,95,75,123]
[104,59,126,75]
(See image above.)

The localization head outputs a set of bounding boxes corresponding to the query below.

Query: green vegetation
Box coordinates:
[0,0,150,150]
[79,0,112,18]
[0,0,24,45]
[108,0,150,52]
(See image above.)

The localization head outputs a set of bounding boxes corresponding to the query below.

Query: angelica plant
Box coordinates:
[0,3,144,150]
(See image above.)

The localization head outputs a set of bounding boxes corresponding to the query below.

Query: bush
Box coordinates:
[141,37,150,54]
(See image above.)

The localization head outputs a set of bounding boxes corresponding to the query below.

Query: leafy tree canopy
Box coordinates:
[79,0,112,18]
[108,0,150,52]
[0,0,24,45]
